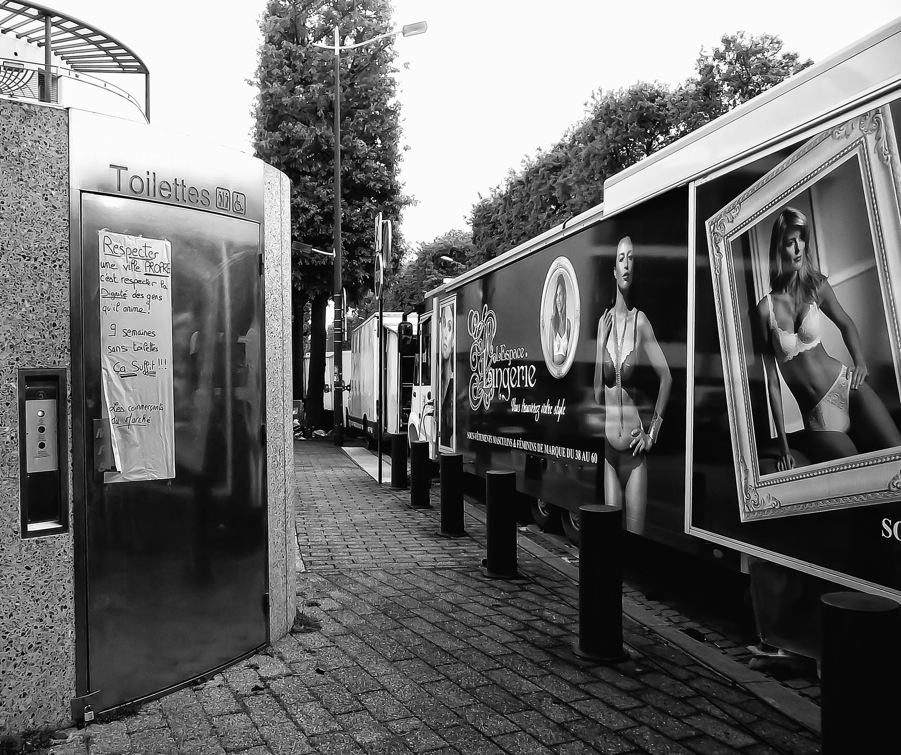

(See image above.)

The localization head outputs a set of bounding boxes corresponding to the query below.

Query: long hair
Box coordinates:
[551,275,566,333]
[768,207,825,304]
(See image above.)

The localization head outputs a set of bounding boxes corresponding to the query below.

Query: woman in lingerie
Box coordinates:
[549,275,572,366]
[594,235,672,533]
[756,207,901,471]
[439,302,455,449]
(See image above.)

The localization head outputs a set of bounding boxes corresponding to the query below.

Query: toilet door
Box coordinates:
[75,193,268,713]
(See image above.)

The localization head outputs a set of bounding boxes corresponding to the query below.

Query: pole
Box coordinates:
[332,26,344,447]
[574,504,628,663]
[820,591,901,753]
[377,305,383,484]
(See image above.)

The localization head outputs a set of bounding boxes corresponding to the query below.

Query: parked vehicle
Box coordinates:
[348,311,418,445]
[408,18,901,657]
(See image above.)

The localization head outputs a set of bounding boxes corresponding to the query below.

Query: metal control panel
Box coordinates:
[18,369,68,537]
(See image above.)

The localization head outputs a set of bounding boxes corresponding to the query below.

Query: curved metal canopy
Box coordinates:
[0,0,149,118]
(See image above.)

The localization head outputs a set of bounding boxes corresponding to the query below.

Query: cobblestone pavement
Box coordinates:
[38,437,821,754]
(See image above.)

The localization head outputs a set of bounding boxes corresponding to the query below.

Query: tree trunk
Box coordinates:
[306,293,331,431]
[292,289,307,402]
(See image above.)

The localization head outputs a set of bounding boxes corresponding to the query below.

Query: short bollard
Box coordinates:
[573,504,628,663]
[409,440,430,508]
[439,453,466,537]
[483,470,518,578]
[390,433,408,489]
[821,591,901,754]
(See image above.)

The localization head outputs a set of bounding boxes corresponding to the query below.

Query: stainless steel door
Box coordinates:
[77,194,267,712]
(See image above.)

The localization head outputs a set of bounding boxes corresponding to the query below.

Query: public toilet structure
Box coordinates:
[1,4,296,731]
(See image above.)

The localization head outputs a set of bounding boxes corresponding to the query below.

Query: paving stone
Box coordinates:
[197,683,243,717]
[359,690,413,722]
[243,693,294,728]
[210,711,264,751]
[438,724,505,755]
[306,731,368,755]
[620,724,697,754]
[491,731,557,755]
[82,721,129,755]
[459,703,518,737]
[290,701,342,736]
[269,675,317,709]
[127,726,180,754]
[505,710,573,746]
[258,723,313,755]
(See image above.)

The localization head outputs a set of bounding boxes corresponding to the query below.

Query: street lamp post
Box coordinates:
[314,20,427,447]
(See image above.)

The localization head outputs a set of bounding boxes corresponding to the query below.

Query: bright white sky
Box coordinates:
[57,2,901,247]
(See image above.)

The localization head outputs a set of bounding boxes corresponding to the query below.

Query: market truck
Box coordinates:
[348,311,418,444]
[303,348,350,414]
[411,17,901,657]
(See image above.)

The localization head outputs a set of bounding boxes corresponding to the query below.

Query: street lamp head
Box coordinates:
[401,21,428,37]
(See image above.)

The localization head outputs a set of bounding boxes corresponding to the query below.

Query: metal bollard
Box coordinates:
[820,591,901,754]
[438,453,466,537]
[390,433,408,489]
[410,440,431,508]
[483,470,518,578]
[573,504,628,663]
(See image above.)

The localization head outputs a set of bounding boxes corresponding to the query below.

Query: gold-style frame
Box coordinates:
[706,105,901,521]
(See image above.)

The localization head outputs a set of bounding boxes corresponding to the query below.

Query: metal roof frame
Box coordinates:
[0,0,149,119]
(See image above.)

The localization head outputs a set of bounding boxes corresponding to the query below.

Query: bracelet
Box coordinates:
[648,412,662,444]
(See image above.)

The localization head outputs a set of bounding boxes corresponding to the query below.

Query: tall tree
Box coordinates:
[252,0,410,429]
[676,31,813,133]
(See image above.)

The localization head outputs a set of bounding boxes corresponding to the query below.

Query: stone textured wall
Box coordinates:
[263,164,297,640]
[0,100,76,732]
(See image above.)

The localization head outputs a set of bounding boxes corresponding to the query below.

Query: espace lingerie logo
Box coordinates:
[108,164,246,215]
[468,305,536,410]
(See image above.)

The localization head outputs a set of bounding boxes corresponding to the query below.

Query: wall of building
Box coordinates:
[0,99,76,733]
[0,97,296,733]
[264,165,297,639]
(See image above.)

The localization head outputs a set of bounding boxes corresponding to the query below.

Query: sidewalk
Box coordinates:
[37,437,821,754]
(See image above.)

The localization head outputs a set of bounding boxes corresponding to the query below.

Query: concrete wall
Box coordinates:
[0,100,76,733]
[263,165,297,640]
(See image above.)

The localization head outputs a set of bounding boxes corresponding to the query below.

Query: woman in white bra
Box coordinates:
[755,207,901,471]
[549,276,572,365]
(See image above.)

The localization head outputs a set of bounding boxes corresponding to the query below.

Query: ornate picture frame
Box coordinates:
[706,105,901,521]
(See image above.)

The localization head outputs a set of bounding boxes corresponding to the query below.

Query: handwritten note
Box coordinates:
[99,231,175,482]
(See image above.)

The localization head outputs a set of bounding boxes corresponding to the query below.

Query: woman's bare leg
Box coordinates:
[850,383,901,453]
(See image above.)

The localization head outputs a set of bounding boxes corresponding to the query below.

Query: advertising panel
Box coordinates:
[453,190,689,542]
[693,95,901,597]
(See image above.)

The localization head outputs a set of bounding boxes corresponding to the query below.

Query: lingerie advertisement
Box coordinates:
[705,101,901,521]
[693,94,901,597]
[453,190,690,542]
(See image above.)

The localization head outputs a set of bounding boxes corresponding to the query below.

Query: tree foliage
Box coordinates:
[379,230,475,313]
[470,32,812,260]
[252,0,411,425]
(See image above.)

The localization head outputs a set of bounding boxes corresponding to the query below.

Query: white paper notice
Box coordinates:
[99,231,175,482]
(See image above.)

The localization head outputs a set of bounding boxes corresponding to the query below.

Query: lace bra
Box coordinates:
[766,294,821,362]
[602,311,637,387]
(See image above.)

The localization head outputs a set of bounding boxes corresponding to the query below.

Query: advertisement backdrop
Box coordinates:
[454,190,689,542]
[693,95,901,596]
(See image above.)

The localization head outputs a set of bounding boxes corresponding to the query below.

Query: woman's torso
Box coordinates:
[602,308,643,447]
[767,292,842,410]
